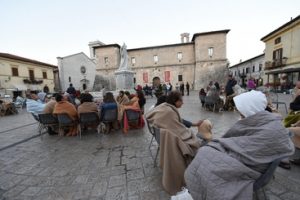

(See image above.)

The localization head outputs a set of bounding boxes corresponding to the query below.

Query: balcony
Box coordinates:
[265,57,288,70]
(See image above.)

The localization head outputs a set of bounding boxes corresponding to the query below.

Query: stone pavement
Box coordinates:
[0,91,299,200]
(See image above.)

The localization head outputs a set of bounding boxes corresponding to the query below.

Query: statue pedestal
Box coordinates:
[115,70,135,90]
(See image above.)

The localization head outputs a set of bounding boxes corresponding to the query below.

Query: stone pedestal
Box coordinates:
[115,70,135,90]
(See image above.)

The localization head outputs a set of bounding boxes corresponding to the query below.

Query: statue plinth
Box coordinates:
[115,69,135,90]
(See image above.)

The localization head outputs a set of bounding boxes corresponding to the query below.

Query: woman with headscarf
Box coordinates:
[185,90,294,200]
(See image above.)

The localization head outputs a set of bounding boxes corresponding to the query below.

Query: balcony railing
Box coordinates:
[265,57,287,70]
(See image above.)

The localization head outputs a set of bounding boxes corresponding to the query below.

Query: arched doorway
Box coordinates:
[82,83,87,90]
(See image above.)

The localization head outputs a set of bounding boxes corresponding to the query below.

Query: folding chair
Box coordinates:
[270,92,288,114]
[253,157,286,200]
[101,107,118,134]
[38,113,58,135]
[152,126,160,167]
[31,112,43,133]
[146,118,155,149]
[56,113,79,137]
[79,112,100,137]
[125,109,141,123]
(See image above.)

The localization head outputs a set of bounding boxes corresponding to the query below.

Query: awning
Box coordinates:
[265,67,300,74]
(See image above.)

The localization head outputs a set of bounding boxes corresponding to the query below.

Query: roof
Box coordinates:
[128,42,193,51]
[93,44,121,49]
[229,53,265,68]
[0,52,57,68]
[191,29,230,41]
[261,15,300,41]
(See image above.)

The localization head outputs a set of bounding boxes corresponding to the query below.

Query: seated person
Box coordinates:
[288,121,300,165]
[77,93,98,114]
[37,92,47,103]
[26,91,45,117]
[137,90,146,114]
[185,90,294,200]
[43,93,58,135]
[205,85,224,111]
[53,93,78,136]
[152,94,212,142]
[99,92,118,132]
[283,95,300,127]
[116,90,130,105]
[146,91,212,195]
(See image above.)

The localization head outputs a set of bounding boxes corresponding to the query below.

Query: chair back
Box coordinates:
[79,112,100,125]
[253,156,285,191]
[102,108,118,122]
[39,113,58,125]
[31,112,40,122]
[125,109,141,122]
[57,113,74,125]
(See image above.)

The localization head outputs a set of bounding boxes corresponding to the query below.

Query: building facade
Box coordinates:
[91,30,230,90]
[57,52,96,91]
[229,54,265,87]
[261,15,300,90]
[0,53,58,97]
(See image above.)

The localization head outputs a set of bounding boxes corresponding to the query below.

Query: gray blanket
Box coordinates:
[185,111,295,200]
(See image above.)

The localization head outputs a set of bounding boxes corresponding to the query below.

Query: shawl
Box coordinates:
[146,103,201,195]
[53,101,78,120]
[185,111,294,200]
[43,99,56,114]
[77,102,98,114]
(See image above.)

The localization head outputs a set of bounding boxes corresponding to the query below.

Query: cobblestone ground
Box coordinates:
[0,91,299,200]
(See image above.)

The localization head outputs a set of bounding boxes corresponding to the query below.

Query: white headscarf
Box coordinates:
[233,90,267,118]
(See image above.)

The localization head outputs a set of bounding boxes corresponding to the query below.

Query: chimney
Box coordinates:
[180,33,190,43]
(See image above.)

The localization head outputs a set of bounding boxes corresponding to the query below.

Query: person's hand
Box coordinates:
[196,120,204,126]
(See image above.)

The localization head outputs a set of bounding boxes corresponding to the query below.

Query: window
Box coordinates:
[252,66,255,72]
[69,76,71,82]
[104,57,108,64]
[131,57,136,65]
[177,52,182,61]
[246,68,249,74]
[154,55,158,63]
[42,71,47,79]
[178,75,183,82]
[275,37,281,44]
[11,67,19,76]
[29,69,35,80]
[259,64,263,71]
[143,72,148,83]
[208,47,214,58]
[234,71,237,76]
[273,48,283,60]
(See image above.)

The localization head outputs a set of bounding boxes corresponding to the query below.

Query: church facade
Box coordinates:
[90,30,230,90]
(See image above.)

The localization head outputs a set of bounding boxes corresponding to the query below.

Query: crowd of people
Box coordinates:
[25,83,146,136]
[7,77,300,199]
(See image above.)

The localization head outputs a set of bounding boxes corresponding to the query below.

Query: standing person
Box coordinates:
[247,77,256,91]
[66,83,76,104]
[223,74,237,111]
[43,84,49,94]
[180,83,185,96]
[186,82,190,96]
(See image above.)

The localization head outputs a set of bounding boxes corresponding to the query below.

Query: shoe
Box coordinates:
[290,158,300,166]
[279,161,291,170]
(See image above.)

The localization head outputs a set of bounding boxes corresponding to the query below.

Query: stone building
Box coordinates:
[261,15,300,90]
[0,53,58,97]
[57,52,96,92]
[229,54,265,87]
[90,30,230,90]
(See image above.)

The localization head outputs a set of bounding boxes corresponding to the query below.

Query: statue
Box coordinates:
[119,43,129,70]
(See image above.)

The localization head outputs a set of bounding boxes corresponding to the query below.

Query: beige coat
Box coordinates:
[77,102,98,115]
[146,103,201,195]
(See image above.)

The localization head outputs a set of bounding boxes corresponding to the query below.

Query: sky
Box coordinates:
[0,0,299,66]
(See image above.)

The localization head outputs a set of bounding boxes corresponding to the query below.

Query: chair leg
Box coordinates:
[149,135,154,149]
[153,146,160,167]
[284,104,288,114]
[78,124,81,139]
